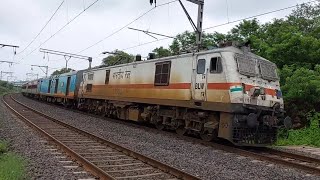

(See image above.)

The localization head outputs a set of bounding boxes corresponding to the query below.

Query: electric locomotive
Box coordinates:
[77,44,292,146]
[22,44,292,146]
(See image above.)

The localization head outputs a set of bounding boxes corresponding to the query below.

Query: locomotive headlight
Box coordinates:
[276,89,282,99]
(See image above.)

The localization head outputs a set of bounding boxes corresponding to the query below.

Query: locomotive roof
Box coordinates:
[85,46,270,72]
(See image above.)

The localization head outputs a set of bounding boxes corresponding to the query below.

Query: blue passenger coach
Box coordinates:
[38,70,83,105]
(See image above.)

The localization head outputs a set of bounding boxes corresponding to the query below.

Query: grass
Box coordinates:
[0,141,26,180]
[0,141,8,154]
[276,113,320,147]
[0,81,19,96]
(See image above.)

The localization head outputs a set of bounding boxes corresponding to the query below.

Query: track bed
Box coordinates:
[3,94,199,180]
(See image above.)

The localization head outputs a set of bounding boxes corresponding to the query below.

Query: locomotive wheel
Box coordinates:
[155,121,165,130]
[200,130,218,142]
[155,116,165,130]
[175,124,187,136]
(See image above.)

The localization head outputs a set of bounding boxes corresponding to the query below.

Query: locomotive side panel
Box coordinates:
[80,57,194,103]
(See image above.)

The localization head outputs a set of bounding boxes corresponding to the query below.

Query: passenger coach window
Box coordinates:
[210,57,222,73]
[197,59,206,74]
[105,70,110,84]
[154,61,171,86]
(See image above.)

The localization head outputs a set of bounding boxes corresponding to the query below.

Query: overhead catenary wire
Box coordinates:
[122,37,171,51]
[49,0,178,66]
[77,0,178,54]
[26,0,319,72]
[18,0,100,63]
[18,0,65,55]
[121,0,319,51]
[203,0,318,30]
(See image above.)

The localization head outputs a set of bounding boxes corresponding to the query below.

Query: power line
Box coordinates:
[49,0,178,68]
[203,0,318,30]
[122,38,171,51]
[78,0,178,54]
[24,0,318,71]
[118,0,319,51]
[19,0,100,62]
[18,0,65,55]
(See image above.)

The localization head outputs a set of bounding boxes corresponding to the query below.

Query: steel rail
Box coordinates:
[3,94,200,180]
[193,140,320,175]
[28,96,320,175]
[13,94,320,176]
[261,147,320,165]
[3,95,114,179]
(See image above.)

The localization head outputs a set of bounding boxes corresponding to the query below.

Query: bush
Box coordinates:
[280,65,320,126]
[0,141,8,154]
[276,113,320,147]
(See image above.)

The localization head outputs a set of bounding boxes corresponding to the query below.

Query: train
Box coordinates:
[21,44,292,146]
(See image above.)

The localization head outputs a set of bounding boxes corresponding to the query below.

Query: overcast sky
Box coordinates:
[0,0,311,81]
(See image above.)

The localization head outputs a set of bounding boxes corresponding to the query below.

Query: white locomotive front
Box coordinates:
[78,45,291,146]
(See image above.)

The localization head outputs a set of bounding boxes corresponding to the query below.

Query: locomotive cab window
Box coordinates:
[210,57,222,73]
[88,73,94,80]
[86,84,92,92]
[197,59,206,74]
[154,61,171,86]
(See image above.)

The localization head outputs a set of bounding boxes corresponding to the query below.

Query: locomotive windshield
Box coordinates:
[235,53,278,81]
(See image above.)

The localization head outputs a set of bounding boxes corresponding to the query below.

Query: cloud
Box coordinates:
[0,0,309,80]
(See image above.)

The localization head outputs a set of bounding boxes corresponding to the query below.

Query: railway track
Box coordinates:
[10,94,320,176]
[196,139,320,176]
[3,94,199,180]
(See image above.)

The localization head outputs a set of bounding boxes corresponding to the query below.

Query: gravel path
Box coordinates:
[0,96,87,180]
[14,94,320,180]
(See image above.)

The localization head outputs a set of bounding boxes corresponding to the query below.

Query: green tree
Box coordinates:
[228,19,261,42]
[168,31,225,54]
[281,66,320,126]
[102,50,134,67]
[51,68,74,76]
[152,46,172,58]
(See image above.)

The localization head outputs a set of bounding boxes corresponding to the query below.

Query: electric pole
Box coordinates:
[40,48,92,69]
[7,76,17,82]
[26,73,39,81]
[149,0,204,50]
[0,43,19,55]
[0,71,13,81]
[0,61,15,66]
[31,65,49,78]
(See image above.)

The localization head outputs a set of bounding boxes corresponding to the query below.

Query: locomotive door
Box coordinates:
[193,55,208,101]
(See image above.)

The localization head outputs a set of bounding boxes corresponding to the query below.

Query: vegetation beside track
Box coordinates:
[1,92,27,179]
[277,113,320,147]
[0,141,26,180]
[0,80,19,96]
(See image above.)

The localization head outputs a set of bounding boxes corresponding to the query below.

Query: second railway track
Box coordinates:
[3,94,199,180]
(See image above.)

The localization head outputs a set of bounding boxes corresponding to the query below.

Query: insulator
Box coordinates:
[150,0,156,6]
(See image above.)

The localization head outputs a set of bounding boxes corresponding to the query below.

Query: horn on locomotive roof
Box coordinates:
[150,0,156,6]
[147,53,156,60]
[135,54,142,61]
